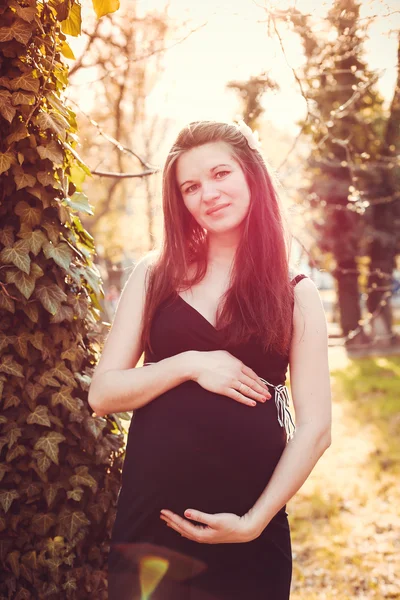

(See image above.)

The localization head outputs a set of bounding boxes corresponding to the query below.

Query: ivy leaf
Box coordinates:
[0,294,15,314]
[0,240,31,274]
[21,302,39,323]
[0,354,24,378]
[6,444,27,462]
[37,170,56,187]
[50,304,74,323]
[69,466,98,493]
[0,224,15,247]
[15,201,42,227]
[0,152,16,175]
[6,268,36,299]
[52,362,77,386]
[52,386,82,413]
[13,5,36,23]
[18,230,47,257]
[11,90,35,105]
[44,483,63,508]
[14,331,30,359]
[0,97,17,123]
[7,426,22,448]
[92,0,120,19]
[42,241,73,270]
[0,490,19,513]
[27,405,51,428]
[34,431,66,465]
[10,73,40,94]
[34,281,67,315]
[67,487,84,502]
[63,192,94,215]
[12,165,36,190]
[37,140,64,164]
[58,509,90,541]
[0,464,11,483]
[6,123,29,144]
[61,3,81,36]
[31,513,57,536]
[28,331,45,353]
[0,19,32,45]
[84,417,107,440]
[32,450,52,473]
[35,111,69,140]
[60,40,75,59]
[4,394,21,409]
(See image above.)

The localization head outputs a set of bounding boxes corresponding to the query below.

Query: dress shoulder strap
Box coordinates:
[290,273,309,287]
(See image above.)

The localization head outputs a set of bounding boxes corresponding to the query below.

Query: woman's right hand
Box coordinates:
[188,350,271,407]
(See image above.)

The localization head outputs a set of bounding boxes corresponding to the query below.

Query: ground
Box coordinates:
[289,347,400,600]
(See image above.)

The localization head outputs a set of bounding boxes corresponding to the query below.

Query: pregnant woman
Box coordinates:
[88,120,332,599]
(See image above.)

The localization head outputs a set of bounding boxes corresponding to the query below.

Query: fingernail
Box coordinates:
[251,401,257,406]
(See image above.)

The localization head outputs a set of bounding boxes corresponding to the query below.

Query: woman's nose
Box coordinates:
[202,183,220,201]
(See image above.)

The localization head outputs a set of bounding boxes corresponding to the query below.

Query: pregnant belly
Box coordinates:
[122,381,286,515]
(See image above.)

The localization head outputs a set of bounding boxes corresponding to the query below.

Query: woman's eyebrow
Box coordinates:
[179,164,232,189]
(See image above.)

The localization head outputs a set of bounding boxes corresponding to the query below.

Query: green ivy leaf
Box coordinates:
[27,405,51,428]
[32,450,52,474]
[67,487,84,501]
[0,151,16,174]
[31,513,57,536]
[0,241,31,274]
[37,140,64,164]
[0,354,24,377]
[0,490,19,513]
[35,281,67,314]
[58,508,91,541]
[52,387,83,413]
[12,165,36,190]
[42,240,73,270]
[5,269,36,299]
[35,111,69,140]
[34,431,66,465]
[69,466,98,493]
[6,123,29,144]
[63,192,94,215]
[44,483,63,508]
[15,201,42,227]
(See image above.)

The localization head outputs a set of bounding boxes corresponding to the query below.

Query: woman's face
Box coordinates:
[176,141,251,235]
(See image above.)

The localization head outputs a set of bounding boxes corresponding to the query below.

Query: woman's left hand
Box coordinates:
[159,508,260,544]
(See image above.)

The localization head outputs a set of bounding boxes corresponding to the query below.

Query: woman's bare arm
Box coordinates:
[247,277,332,533]
[88,255,195,417]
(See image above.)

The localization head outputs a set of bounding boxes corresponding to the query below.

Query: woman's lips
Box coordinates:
[206,203,230,216]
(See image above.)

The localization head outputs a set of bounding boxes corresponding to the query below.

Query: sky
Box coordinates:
[139,0,400,134]
[71,0,400,137]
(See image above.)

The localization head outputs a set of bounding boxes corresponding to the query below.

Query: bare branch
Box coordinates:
[91,169,158,178]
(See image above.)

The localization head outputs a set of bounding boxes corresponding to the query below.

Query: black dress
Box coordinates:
[108,274,308,600]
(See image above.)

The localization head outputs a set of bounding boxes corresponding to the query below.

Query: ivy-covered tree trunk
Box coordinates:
[0,1,124,598]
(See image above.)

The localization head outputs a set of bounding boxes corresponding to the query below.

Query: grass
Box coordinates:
[288,354,400,600]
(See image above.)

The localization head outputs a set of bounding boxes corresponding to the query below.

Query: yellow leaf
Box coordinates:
[60,40,75,59]
[61,2,81,37]
[92,0,120,19]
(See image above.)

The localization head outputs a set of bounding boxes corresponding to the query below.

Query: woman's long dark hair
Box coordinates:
[140,120,294,356]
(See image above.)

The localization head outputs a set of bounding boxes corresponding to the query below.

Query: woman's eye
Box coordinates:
[215,171,230,178]
[185,184,198,194]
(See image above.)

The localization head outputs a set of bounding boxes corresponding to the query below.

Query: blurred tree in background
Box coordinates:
[272,0,399,348]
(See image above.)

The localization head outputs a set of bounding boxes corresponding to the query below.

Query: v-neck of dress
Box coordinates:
[176,293,220,332]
